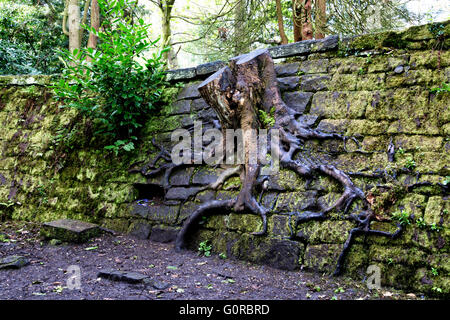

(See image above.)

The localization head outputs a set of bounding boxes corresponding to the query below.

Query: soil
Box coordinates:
[0,221,430,300]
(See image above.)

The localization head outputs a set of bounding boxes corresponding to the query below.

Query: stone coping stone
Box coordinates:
[165,35,339,82]
[40,219,101,243]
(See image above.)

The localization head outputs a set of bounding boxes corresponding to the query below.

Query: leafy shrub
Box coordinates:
[54,0,168,154]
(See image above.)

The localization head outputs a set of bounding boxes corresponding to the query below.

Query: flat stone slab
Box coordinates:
[98,269,149,284]
[97,269,170,289]
[0,255,30,269]
[40,219,101,243]
[143,278,171,290]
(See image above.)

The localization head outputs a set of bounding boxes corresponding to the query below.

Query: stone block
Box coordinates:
[275,63,300,76]
[167,99,191,115]
[227,213,263,233]
[128,221,151,239]
[166,68,196,81]
[328,74,357,91]
[131,202,179,225]
[424,196,447,225]
[311,91,369,119]
[277,76,299,91]
[196,61,227,76]
[394,135,444,152]
[410,50,450,69]
[282,91,313,114]
[191,98,209,111]
[274,191,318,213]
[170,167,194,186]
[268,35,338,58]
[40,219,101,243]
[295,220,355,244]
[369,245,427,266]
[177,82,200,100]
[0,255,30,269]
[191,168,221,185]
[303,243,342,273]
[149,225,179,243]
[300,75,330,91]
[328,57,366,74]
[299,59,329,74]
[165,187,201,201]
[356,73,386,90]
[229,233,303,271]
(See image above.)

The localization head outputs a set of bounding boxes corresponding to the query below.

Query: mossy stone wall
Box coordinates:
[0,20,449,297]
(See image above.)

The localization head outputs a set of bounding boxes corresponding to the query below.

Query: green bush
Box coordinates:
[54,0,168,155]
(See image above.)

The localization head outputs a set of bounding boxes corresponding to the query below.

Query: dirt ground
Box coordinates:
[0,221,430,301]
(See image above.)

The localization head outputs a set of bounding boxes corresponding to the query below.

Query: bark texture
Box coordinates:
[315,0,326,39]
[276,0,289,45]
[68,0,81,53]
[87,0,100,61]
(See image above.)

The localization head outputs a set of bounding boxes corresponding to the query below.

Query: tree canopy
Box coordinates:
[0,0,445,73]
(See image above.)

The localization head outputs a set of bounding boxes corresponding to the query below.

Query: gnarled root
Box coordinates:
[175,199,235,251]
[136,48,405,278]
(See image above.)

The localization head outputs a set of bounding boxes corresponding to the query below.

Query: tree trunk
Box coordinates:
[233,0,248,55]
[67,0,81,52]
[86,0,100,62]
[292,0,302,42]
[276,0,288,44]
[301,0,313,40]
[68,0,81,54]
[159,0,178,69]
[315,0,326,39]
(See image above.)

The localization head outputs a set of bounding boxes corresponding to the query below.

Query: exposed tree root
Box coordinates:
[132,48,422,276]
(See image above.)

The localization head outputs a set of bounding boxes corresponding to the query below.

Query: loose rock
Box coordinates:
[0,255,30,269]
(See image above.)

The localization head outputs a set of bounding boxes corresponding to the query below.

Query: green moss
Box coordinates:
[227,213,262,233]
[101,218,130,233]
[311,91,369,119]
[303,243,343,274]
[328,74,358,91]
[159,86,180,105]
[424,196,447,226]
[222,176,241,190]
[144,114,185,134]
[346,31,407,51]
[296,220,355,244]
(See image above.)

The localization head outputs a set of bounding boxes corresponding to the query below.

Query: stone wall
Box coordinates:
[0,20,449,296]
